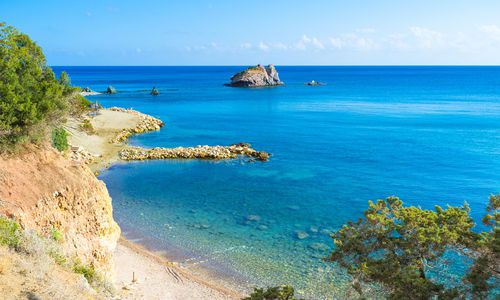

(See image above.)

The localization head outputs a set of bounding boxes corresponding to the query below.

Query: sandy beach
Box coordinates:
[65,107,241,299]
[115,238,240,300]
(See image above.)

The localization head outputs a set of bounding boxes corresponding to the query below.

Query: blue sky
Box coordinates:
[2,0,500,65]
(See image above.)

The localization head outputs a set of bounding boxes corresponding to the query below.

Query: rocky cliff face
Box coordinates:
[0,145,120,277]
[228,64,284,87]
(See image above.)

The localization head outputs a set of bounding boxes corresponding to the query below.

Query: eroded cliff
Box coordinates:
[0,145,120,278]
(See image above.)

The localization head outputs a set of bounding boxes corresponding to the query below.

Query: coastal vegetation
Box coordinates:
[0,22,84,151]
[51,127,69,152]
[327,195,499,299]
[0,216,111,297]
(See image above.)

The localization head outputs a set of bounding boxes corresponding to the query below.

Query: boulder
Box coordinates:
[106,86,117,94]
[228,64,284,87]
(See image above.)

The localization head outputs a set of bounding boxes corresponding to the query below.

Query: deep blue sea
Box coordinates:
[53,66,500,299]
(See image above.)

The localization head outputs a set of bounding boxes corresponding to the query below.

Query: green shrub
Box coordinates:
[243,285,301,300]
[80,119,95,134]
[48,248,67,266]
[73,261,97,283]
[51,128,68,152]
[0,23,67,147]
[0,217,22,248]
[50,227,63,242]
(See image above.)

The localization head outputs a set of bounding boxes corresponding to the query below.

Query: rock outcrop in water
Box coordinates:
[106,85,117,94]
[151,87,160,96]
[228,64,283,87]
[119,142,270,161]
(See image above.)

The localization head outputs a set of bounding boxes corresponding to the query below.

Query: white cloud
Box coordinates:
[295,35,325,50]
[295,35,311,50]
[240,42,252,49]
[273,42,289,50]
[479,25,500,41]
[388,34,410,50]
[311,37,325,50]
[410,26,444,49]
[328,34,379,51]
[258,41,270,51]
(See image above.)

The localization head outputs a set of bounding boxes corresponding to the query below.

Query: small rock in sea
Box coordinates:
[309,242,329,251]
[305,80,325,86]
[257,225,268,231]
[246,214,261,222]
[106,85,117,94]
[309,226,319,233]
[188,209,197,214]
[151,87,160,96]
[287,205,300,211]
[295,230,309,240]
[82,87,93,93]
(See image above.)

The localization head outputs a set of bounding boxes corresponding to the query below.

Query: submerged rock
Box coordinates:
[295,230,309,240]
[246,214,261,222]
[257,225,268,231]
[309,226,319,233]
[106,85,117,94]
[228,64,284,87]
[151,87,160,96]
[309,242,329,251]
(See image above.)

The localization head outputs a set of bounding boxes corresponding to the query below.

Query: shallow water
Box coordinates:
[54,66,500,299]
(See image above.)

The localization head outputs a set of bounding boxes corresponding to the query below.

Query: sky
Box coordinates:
[2,0,500,66]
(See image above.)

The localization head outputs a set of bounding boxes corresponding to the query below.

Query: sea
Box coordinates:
[52,66,500,299]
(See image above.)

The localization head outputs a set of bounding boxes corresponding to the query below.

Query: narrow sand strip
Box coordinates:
[115,238,240,300]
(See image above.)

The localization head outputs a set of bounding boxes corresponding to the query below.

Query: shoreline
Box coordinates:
[66,104,253,299]
[116,237,243,299]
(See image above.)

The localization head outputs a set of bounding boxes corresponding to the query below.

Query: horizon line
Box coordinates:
[50,64,500,67]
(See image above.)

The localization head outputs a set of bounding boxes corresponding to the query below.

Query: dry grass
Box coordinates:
[0,216,113,299]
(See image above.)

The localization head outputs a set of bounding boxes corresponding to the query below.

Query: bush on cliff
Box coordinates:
[0,217,22,248]
[51,127,69,152]
[0,23,67,148]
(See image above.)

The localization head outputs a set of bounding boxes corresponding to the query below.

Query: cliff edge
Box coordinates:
[0,145,120,278]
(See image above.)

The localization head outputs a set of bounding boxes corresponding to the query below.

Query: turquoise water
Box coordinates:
[54,66,500,298]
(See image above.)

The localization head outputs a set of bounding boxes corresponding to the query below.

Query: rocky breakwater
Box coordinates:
[227,64,284,87]
[0,146,120,278]
[108,107,164,143]
[119,142,271,162]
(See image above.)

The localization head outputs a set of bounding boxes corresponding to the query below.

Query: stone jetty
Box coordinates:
[119,142,270,162]
[109,107,164,143]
